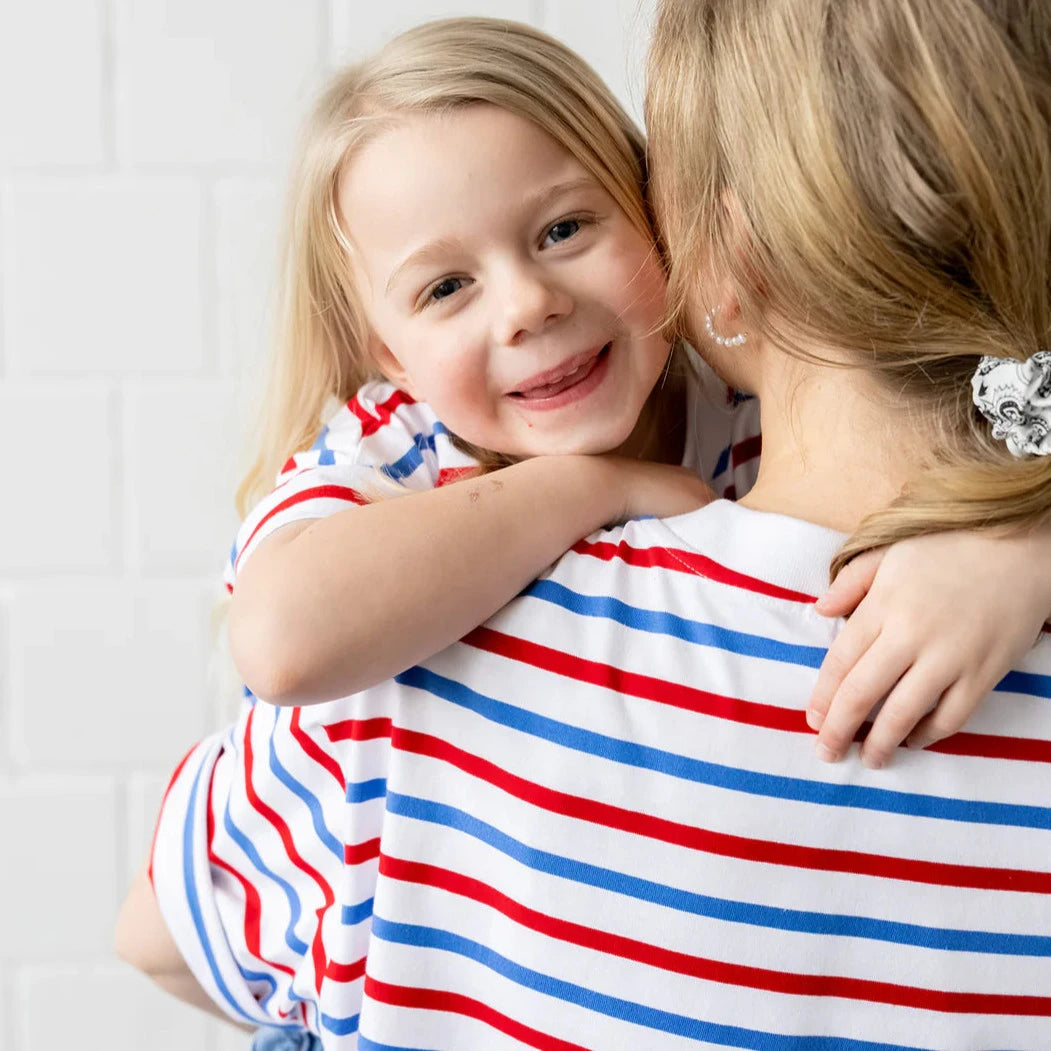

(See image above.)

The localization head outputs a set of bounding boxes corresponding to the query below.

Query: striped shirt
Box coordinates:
[223,371,761,591]
[153,496,1051,1049]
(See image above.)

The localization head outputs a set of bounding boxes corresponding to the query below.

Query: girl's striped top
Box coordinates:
[222,369,761,591]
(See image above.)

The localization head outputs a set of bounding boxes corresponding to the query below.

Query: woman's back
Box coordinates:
[155,499,1051,1048]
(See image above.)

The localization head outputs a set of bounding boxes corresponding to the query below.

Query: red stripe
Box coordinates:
[234,484,367,573]
[464,627,1051,765]
[325,955,367,983]
[345,837,382,865]
[148,743,198,885]
[926,731,1051,764]
[290,708,346,790]
[381,855,1051,1016]
[732,434,762,468]
[571,537,816,603]
[436,466,479,487]
[364,974,589,1050]
[346,388,416,437]
[206,745,302,1017]
[392,726,1051,893]
[325,717,393,743]
[243,708,335,994]
[465,626,803,732]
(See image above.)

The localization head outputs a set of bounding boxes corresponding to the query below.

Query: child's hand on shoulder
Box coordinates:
[806,528,1051,769]
[604,457,716,524]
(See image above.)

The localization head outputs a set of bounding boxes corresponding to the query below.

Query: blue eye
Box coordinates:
[429,277,466,302]
[543,219,581,246]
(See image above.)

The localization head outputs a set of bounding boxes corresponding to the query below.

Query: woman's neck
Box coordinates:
[736,347,934,533]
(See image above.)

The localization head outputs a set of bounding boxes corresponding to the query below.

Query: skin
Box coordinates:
[119,91,1051,1039]
[228,105,710,705]
[340,105,673,459]
[694,298,1051,769]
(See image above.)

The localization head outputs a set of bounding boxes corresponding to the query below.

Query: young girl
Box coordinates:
[120,11,1051,1046]
[225,15,1051,769]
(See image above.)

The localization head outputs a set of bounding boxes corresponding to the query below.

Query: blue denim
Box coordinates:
[250,1028,323,1051]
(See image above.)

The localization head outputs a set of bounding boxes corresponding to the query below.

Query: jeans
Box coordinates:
[250,1028,323,1051]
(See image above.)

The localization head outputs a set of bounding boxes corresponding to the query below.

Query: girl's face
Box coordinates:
[338,105,670,457]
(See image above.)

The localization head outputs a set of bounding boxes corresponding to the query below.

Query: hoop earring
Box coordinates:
[704,306,747,347]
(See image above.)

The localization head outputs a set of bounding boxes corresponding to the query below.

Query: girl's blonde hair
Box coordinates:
[236,17,654,515]
[647,0,1051,573]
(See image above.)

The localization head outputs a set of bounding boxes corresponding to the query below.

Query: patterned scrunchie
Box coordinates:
[971,351,1051,457]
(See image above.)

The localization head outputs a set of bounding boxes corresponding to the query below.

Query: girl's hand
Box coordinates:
[806,529,1051,769]
[606,458,717,523]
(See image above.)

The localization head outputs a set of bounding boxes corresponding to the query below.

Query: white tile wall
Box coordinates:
[0,2,651,1047]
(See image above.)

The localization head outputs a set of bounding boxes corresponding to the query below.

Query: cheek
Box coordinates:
[605,248,668,324]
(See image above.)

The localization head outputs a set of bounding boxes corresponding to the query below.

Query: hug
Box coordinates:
[118,2,1051,1048]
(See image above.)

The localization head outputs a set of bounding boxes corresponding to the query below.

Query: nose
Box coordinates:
[492,262,573,346]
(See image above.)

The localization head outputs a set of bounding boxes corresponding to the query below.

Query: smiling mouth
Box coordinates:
[510,344,611,401]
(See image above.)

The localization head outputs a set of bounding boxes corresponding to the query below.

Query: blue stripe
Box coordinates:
[310,426,330,451]
[370,916,925,1051]
[347,778,388,803]
[381,429,444,482]
[266,716,343,861]
[528,579,1051,699]
[320,1012,360,1036]
[341,897,375,926]
[233,963,280,1014]
[713,443,731,478]
[388,792,1051,956]
[222,802,310,957]
[525,579,827,667]
[1000,668,1051,698]
[395,665,1051,830]
[181,760,260,1023]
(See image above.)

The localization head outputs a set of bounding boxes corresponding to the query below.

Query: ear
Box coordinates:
[368,333,420,399]
[714,280,742,325]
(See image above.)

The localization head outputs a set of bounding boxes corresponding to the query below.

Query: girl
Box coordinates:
[125,7,1051,1046]
[226,15,1051,767]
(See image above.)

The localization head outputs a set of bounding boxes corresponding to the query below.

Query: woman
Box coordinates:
[122,1,1051,1047]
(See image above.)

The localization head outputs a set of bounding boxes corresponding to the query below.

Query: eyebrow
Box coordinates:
[385,237,465,295]
[383,176,603,296]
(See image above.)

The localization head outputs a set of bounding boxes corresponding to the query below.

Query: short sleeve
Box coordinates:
[150,730,279,1026]
[150,700,358,1032]
[225,382,478,589]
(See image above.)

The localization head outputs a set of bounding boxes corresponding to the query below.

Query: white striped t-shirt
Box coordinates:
[152,498,1051,1049]
[223,371,761,592]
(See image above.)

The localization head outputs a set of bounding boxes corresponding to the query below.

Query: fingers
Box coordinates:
[857,661,955,769]
[807,618,880,733]
[813,638,910,762]
[906,675,993,751]
[814,549,885,618]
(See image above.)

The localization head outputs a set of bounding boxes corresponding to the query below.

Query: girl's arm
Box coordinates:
[230,453,711,705]
[806,525,1051,768]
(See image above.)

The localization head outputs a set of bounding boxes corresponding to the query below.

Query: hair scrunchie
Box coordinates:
[972,351,1051,457]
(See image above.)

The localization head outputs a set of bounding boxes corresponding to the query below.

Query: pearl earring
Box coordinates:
[704,306,747,347]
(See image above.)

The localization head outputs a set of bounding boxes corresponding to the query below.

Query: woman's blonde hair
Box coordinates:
[647,0,1051,573]
[236,17,654,515]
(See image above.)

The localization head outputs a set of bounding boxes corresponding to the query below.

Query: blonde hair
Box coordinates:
[647,0,1051,573]
[236,17,654,516]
